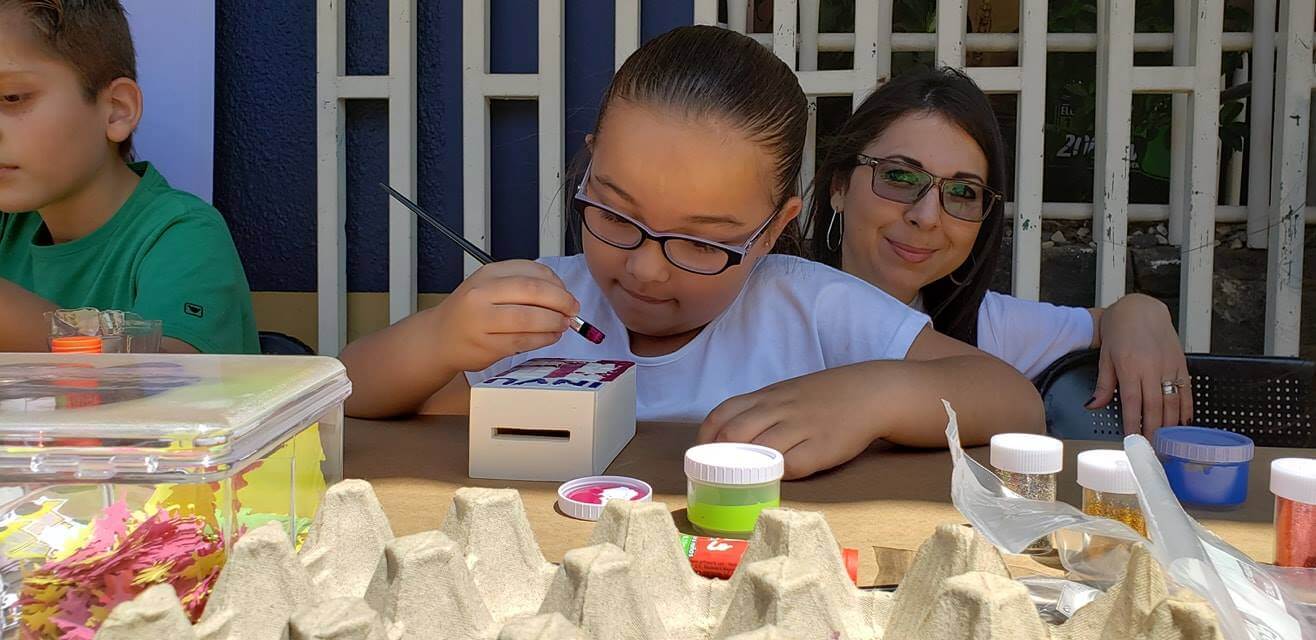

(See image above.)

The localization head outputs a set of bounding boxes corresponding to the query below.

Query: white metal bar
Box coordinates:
[935,0,965,68]
[795,30,1259,54]
[1178,0,1224,353]
[615,0,639,70]
[336,75,391,99]
[963,67,1022,93]
[1093,0,1134,307]
[798,70,868,96]
[1130,66,1196,92]
[1004,202,1316,223]
[800,0,819,224]
[728,0,749,33]
[315,0,346,355]
[1012,0,1048,301]
[1223,61,1247,206]
[773,0,798,64]
[538,0,565,257]
[1242,0,1273,247]
[1265,0,1314,356]
[1247,0,1276,249]
[461,0,490,276]
[479,74,541,98]
[875,0,893,94]
[387,0,418,325]
[1168,0,1189,245]
[693,0,719,26]
[852,0,882,105]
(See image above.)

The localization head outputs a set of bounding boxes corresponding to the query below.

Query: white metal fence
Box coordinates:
[316,0,1316,358]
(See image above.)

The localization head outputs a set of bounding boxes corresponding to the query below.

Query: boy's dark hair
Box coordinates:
[806,67,1008,346]
[571,26,809,254]
[1,0,137,161]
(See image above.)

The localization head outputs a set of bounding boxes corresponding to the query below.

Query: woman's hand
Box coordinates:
[696,366,883,480]
[1086,294,1192,435]
[435,260,580,373]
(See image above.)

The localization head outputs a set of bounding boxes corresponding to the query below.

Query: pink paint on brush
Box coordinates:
[570,317,606,344]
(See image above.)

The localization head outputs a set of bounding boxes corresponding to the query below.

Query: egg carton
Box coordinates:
[94,479,1221,639]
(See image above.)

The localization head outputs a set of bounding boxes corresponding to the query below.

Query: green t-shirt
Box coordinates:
[0,162,259,354]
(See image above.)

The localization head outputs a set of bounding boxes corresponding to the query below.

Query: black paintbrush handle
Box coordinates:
[380,183,495,265]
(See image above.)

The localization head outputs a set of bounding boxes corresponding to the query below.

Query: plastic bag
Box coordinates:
[943,400,1313,640]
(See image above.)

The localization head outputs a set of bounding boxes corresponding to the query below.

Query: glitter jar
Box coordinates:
[990,433,1063,554]
[1077,450,1146,536]
[1270,458,1316,568]
[1154,427,1253,510]
[684,443,784,538]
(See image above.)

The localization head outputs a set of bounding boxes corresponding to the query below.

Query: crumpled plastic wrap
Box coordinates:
[45,308,161,353]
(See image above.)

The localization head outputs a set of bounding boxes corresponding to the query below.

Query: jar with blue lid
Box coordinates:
[1154,427,1254,510]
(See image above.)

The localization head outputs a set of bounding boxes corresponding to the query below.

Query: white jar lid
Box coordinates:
[990,433,1064,475]
[556,476,653,521]
[1270,458,1316,505]
[1077,449,1138,495]
[684,443,784,485]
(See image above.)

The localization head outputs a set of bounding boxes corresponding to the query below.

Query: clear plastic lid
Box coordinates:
[0,353,351,482]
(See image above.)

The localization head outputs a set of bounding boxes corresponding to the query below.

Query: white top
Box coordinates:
[685,443,785,485]
[915,291,1094,380]
[1270,458,1316,505]
[468,254,930,424]
[1077,450,1138,495]
[990,433,1064,475]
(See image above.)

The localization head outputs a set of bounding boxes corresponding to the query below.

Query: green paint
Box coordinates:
[687,481,780,537]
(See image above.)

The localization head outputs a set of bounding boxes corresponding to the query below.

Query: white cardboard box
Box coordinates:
[469,359,637,481]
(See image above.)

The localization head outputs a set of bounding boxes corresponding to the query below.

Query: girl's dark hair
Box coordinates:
[572,25,809,253]
[806,67,1007,345]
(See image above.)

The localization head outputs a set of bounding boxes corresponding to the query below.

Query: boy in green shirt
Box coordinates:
[0,0,258,354]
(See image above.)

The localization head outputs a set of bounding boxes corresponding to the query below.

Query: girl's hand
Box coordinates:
[435,260,580,372]
[1086,294,1192,435]
[696,367,881,480]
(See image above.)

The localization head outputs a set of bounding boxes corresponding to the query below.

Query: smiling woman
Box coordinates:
[808,68,1192,436]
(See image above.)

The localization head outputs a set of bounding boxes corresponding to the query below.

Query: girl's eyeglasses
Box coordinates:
[857,154,1001,223]
[572,165,779,276]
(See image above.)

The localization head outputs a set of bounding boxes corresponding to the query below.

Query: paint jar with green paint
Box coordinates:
[684,443,784,538]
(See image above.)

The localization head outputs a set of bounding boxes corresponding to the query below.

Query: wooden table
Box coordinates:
[344,416,1293,586]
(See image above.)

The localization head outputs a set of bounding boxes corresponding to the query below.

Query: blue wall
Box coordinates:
[214,1,693,293]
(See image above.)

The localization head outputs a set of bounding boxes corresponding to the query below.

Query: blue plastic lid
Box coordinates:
[1154,427,1254,464]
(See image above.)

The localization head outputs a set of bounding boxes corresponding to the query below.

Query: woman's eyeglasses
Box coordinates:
[856,154,1001,223]
[572,165,779,276]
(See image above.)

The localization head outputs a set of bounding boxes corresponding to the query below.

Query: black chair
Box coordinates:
[1035,349,1315,448]
[258,331,315,356]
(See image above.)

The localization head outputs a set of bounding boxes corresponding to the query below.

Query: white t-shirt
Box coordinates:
[467,254,930,423]
[975,291,1094,380]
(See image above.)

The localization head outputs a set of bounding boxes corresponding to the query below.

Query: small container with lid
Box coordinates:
[1270,458,1316,568]
[684,443,784,538]
[1154,426,1254,510]
[990,433,1063,554]
[1077,449,1146,536]
[50,336,103,354]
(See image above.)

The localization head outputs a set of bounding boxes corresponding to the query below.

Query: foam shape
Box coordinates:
[197,521,317,640]
[882,523,1009,639]
[1140,596,1225,640]
[711,555,874,639]
[290,597,393,640]
[383,531,495,640]
[724,626,792,640]
[496,613,590,640]
[300,480,395,599]
[440,488,556,622]
[1054,544,1170,640]
[538,542,668,639]
[588,499,725,638]
[909,571,1050,640]
[193,611,233,640]
[95,583,197,640]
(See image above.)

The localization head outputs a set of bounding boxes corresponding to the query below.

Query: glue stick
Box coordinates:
[679,534,858,583]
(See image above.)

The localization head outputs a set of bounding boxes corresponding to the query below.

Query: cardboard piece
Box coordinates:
[95,583,197,640]
[469,359,637,481]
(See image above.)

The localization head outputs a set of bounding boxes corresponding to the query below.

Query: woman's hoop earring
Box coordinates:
[825,209,844,252]
[948,253,977,286]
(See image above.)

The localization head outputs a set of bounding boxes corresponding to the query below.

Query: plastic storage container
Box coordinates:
[684,443,784,538]
[990,433,1063,554]
[1270,457,1316,568]
[1154,426,1254,510]
[0,353,350,638]
[1077,449,1146,536]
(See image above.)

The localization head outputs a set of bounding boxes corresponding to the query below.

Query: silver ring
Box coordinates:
[1161,377,1186,396]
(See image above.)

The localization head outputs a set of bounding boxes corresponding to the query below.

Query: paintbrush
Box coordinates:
[380,183,605,345]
